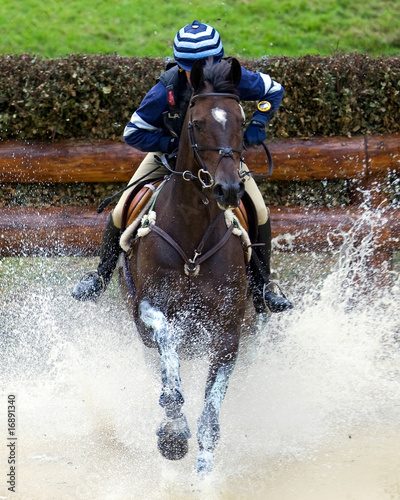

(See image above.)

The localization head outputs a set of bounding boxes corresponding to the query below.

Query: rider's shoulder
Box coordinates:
[157,62,181,88]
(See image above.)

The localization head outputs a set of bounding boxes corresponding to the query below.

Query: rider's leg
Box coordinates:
[252,218,293,313]
[243,168,293,313]
[72,153,166,302]
[112,153,166,228]
[71,213,121,301]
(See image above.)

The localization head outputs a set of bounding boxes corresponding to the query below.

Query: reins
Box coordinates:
[156,91,274,191]
[259,141,274,178]
[98,93,273,214]
[118,90,274,278]
[97,163,162,213]
[144,92,249,277]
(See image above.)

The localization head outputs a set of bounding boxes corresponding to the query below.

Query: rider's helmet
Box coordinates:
[173,20,224,71]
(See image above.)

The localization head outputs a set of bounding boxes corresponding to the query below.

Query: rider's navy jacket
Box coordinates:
[123,65,284,153]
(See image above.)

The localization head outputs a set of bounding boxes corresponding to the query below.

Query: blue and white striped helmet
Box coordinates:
[173,20,224,71]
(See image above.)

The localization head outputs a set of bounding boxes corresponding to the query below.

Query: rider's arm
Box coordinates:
[238,66,284,126]
[123,82,174,153]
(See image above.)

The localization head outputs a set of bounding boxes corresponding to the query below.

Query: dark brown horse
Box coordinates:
[120,58,254,476]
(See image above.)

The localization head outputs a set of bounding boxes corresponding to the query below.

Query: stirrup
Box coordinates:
[71,270,105,302]
[262,281,293,314]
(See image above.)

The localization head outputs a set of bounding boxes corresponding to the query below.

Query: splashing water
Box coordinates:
[0,206,399,500]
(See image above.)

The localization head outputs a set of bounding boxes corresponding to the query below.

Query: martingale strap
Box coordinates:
[149,211,234,276]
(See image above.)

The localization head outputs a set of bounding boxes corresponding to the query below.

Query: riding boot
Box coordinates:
[251,219,293,313]
[71,214,121,302]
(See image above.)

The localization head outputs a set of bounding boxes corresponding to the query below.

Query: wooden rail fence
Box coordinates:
[1,135,399,277]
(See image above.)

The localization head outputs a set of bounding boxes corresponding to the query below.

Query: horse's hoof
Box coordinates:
[158,435,189,460]
[156,414,191,439]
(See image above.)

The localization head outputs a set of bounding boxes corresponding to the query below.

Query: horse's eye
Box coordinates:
[192,120,203,131]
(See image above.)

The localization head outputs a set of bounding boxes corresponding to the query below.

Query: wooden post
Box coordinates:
[0,135,399,269]
[0,205,399,257]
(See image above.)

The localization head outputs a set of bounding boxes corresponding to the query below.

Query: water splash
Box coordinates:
[0,205,399,498]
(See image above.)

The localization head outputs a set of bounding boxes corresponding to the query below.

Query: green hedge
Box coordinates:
[0,53,399,142]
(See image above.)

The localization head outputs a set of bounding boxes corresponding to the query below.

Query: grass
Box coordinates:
[0,254,320,302]
[1,251,399,302]
[1,0,399,58]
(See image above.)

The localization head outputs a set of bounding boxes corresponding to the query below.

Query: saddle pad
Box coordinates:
[234,200,249,234]
[121,179,257,242]
[121,180,163,231]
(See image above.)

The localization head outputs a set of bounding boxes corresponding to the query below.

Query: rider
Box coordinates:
[72,20,293,313]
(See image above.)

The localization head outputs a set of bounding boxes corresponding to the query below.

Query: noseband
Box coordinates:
[188,92,247,188]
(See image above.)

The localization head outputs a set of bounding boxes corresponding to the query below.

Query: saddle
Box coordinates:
[121,179,164,231]
[120,179,258,245]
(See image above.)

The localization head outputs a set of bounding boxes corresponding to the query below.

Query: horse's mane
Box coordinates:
[198,57,239,95]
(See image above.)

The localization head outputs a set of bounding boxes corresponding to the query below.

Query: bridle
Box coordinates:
[123,92,271,277]
[152,91,273,195]
[187,92,249,189]
[98,92,273,214]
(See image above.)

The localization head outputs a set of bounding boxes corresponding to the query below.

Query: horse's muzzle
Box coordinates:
[213,180,245,209]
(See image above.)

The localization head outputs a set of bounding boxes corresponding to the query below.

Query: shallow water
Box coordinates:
[0,213,400,499]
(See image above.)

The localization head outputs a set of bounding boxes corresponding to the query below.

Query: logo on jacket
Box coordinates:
[257,100,272,112]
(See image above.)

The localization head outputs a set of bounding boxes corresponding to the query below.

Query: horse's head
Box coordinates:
[187,58,246,210]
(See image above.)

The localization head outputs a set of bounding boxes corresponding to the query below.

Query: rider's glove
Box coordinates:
[244,120,267,147]
[160,136,180,153]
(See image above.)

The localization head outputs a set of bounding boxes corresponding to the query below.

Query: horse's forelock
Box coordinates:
[200,58,239,95]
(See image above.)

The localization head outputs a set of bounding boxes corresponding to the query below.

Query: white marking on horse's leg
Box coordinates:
[139,299,171,339]
[196,363,234,476]
[211,107,227,129]
[139,300,183,418]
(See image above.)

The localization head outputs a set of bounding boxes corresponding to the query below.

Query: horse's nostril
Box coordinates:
[214,181,244,207]
[214,184,225,200]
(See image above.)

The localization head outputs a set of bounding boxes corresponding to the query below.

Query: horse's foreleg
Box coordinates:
[196,342,238,476]
[139,299,191,460]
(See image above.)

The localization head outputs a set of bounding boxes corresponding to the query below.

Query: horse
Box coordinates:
[120,57,254,476]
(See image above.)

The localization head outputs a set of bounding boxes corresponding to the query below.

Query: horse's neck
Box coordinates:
[172,139,208,210]
[170,173,213,214]
[162,176,220,243]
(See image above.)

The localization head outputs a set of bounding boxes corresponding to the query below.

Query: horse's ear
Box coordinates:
[229,58,242,88]
[190,59,204,93]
